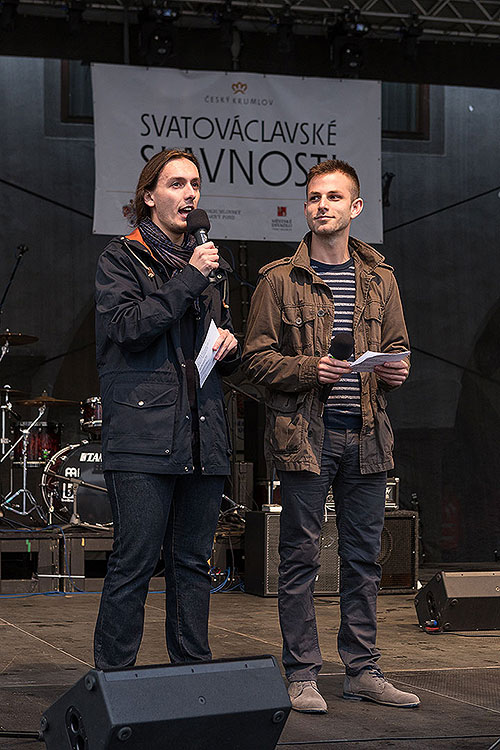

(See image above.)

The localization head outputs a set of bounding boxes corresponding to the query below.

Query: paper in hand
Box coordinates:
[350,350,410,373]
[195,319,220,387]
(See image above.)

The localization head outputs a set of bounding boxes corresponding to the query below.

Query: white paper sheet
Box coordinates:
[195,319,220,387]
[350,350,411,373]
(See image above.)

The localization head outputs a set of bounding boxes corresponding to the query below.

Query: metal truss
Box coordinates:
[16,0,500,41]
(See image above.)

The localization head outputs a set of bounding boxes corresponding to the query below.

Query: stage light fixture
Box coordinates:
[328,6,370,78]
[138,3,179,66]
[276,1,294,58]
[399,12,423,60]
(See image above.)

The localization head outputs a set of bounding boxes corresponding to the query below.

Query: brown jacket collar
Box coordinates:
[291,232,389,274]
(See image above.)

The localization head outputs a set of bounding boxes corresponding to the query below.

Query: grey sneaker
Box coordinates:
[288,680,328,713]
[343,668,420,708]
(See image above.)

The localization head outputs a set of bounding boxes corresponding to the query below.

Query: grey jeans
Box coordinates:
[278,428,387,681]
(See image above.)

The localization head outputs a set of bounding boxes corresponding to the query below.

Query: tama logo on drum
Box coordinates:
[80,452,102,462]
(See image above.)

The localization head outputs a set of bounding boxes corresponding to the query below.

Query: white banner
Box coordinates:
[92,64,382,242]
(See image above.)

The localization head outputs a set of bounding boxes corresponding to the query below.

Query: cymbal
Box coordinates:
[0,387,29,397]
[16,395,79,406]
[0,331,38,346]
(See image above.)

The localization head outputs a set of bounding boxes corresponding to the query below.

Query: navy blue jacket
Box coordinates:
[95,234,241,475]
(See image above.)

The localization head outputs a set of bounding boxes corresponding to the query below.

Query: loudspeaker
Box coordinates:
[244,510,418,596]
[415,571,500,631]
[40,656,290,750]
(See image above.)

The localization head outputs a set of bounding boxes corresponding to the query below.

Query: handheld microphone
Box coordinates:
[320,332,354,404]
[186,208,218,281]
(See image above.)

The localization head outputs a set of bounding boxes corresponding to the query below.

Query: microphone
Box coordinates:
[320,332,354,404]
[186,208,218,281]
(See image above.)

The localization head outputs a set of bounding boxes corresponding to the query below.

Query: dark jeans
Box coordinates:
[94,470,224,669]
[278,428,386,681]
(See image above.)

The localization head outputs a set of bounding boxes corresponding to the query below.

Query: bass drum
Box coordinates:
[41,442,112,527]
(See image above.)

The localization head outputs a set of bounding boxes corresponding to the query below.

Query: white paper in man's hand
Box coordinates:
[350,350,410,373]
[195,319,220,387]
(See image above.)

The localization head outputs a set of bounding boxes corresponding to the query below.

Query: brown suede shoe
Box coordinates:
[343,668,420,708]
[288,680,328,713]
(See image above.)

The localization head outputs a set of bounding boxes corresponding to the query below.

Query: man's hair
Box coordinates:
[134,148,201,224]
[306,159,360,200]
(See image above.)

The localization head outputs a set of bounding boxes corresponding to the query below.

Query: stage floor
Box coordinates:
[1,590,499,749]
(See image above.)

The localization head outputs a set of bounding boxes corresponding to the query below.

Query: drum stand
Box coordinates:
[1,405,47,518]
[45,468,108,527]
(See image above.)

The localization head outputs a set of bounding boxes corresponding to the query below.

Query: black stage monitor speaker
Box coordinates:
[415,571,500,631]
[244,510,418,596]
[40,656,290,750]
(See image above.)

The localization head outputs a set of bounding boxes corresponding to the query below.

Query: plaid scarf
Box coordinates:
[138,217,196,269]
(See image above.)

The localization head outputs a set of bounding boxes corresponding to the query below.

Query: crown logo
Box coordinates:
[232,82,247,94]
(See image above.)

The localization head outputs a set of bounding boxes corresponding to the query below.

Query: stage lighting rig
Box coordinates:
[399,12,423,60]
[276,1,294,57]
[215,1,242,70]
[328,5,370,78]
[138,2,179,66]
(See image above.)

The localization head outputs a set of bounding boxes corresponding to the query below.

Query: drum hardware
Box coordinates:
[1,384,21,458]
[41,442,111,528]
[0,404,47,518]
[45,469,107,526]
[80,396,102,440]
[0,331,38,366]
[12,421,62,466]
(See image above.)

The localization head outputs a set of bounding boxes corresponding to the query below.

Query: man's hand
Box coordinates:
[374,360,409,387]
[213,328,238,361]
[317,356,351,384]
[189,241,219,277]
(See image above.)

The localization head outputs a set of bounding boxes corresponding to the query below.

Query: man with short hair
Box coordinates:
[242,159,419,712]
[94,148,239,669]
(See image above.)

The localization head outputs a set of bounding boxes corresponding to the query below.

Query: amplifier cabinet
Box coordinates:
[244,510,418,597]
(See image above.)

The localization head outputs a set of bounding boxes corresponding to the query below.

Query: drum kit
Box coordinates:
[0,330,111,529]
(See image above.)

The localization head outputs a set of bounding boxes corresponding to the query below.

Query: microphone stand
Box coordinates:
[0,245,29,366]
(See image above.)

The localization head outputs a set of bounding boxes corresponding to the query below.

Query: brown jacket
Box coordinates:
[241,233,409,475]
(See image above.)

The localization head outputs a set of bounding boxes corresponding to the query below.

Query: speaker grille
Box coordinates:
[244,511,417,596]
[263,515,340,595]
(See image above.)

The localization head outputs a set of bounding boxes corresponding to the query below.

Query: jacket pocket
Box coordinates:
[374,391,393,458]
[364,300,383,350]
[108,381,178,455]
[267,391,308,456]
[280,305,317,354]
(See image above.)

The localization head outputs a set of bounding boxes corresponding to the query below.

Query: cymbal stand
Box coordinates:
[1,405,46,517]
[0,338,9,367]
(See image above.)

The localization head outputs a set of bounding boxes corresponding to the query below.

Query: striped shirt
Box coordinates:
[310,257,362,430]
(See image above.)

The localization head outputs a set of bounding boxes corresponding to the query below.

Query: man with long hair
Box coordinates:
[94,149,239,668]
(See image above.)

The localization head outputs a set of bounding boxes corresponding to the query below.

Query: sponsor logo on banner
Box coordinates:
[277,206,287,217]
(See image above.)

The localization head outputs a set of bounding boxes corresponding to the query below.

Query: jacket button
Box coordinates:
[181,363,186,368]
[184,466,189,472]
[200,415,206,422]
[185,414,190,420]
[317,309,325,317]
[295,317,302,325]
[138,400,144,406]
[201,466,205,472]
[165,449,170,454]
